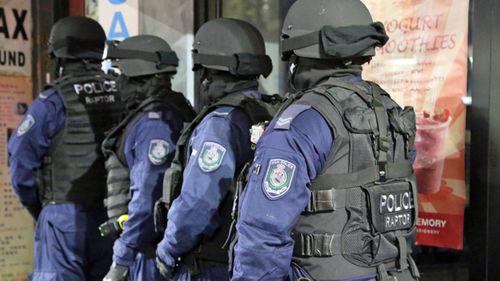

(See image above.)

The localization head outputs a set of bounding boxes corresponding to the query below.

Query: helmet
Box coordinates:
[103,35,179,77]
[192,18,272,77]
[48,16,106,60]
[281,0,381,61]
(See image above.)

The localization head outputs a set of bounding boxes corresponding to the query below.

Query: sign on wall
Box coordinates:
[362,0,469,249]
[0,1,34,280]
[0,76,33,281]
[98,0,139,40]
[0,0,31,76]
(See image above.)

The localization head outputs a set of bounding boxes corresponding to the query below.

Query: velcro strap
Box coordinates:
[192,52,272,76]
[281,31,320,54]
[106,182,130,196]
[397,235,409,270]
[107,172,130,185]
[377,264,394,281]
[157,51,180,66]
[304,189,346,213]
[377,134,390,153]
[106,48,179,66]
[192,53,236,69]
[312,161,413,190]
[50,36,104,59]
[292,232,339,257]
[105,193,130,209]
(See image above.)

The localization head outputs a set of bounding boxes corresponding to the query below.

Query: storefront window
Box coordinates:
[222,0,283,95]
[86,0,195,103]
[221,1,473,280]
[140,0,195,102]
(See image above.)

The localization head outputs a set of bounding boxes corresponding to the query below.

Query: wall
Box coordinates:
[0,1,34,280]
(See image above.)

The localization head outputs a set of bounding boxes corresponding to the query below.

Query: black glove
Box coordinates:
[156,255,175,279]
[103,262,129,281]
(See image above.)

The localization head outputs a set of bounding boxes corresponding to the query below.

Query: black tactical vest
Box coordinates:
[156,90,283,275]
[102,92,196,220]
[283,78,420,281]
[39,71,124,207]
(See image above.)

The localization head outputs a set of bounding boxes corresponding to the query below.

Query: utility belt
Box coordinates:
[182,244,229,276]
[41,198,104,208]
[140,245,157,258]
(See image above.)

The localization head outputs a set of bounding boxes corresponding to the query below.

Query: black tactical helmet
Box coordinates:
[103,35,179,77]
[192,18,272,77]
[48,16,106,60]
[281,0,382,61]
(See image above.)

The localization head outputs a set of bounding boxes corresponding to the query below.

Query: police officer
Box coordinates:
[232,1,420,280]
[100,35,196,281]
[8,17,123,281]
[154,18,277,280]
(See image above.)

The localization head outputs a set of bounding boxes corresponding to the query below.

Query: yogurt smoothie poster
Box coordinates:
[362,0,468,249]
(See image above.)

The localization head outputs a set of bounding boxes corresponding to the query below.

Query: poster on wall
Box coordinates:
[0,0,31,77]
[98,0,139,40]
[0,76,34,281]
[361,0,469,249]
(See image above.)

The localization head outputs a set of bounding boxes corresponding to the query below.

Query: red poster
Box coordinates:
[362,0,469,249]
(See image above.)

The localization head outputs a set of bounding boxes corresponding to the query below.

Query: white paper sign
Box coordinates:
[0,0,32,76]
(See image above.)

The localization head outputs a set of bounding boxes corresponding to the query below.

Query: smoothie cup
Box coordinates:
[413,113,451,195]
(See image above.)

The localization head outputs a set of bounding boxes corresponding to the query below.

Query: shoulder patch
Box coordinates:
[198,142,227,172]
[263,159,296,200]
[275,104,311,130]
[17,114,35,136]
[148,112,161,119]
[148,139,169,165]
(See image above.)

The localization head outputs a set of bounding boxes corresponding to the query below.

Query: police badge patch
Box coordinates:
[198,142,226,172]
[17,114,35,136]
[263,159,296,200]
[148,139,169,165]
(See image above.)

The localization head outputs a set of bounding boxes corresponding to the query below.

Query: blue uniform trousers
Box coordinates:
[31,204,113,281]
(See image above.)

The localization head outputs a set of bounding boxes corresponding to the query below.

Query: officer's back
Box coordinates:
[231,1,420,281]
[8,16,123,281]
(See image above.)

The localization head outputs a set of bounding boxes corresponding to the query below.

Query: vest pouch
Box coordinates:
[342,186,378,267]
[388,107,417,137]
[365,180,416,234]
[163,161,183,201]
[343,107,378,134]
[342,180,417,267]
[155,161,183,234]
[154,198,169,235]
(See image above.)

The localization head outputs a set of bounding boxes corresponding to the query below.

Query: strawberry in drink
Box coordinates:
[414,109,451,194]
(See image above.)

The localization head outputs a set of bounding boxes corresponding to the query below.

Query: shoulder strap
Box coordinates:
[298,88,350,173]
[321,77,373,104]
[368,82,392,181]
[101,96,162,162]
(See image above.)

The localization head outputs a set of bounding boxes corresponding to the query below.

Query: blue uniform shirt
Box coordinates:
[8,88,65,218]
[231,106,333,281]
[157,104,252,267]
[113,108,185,267]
